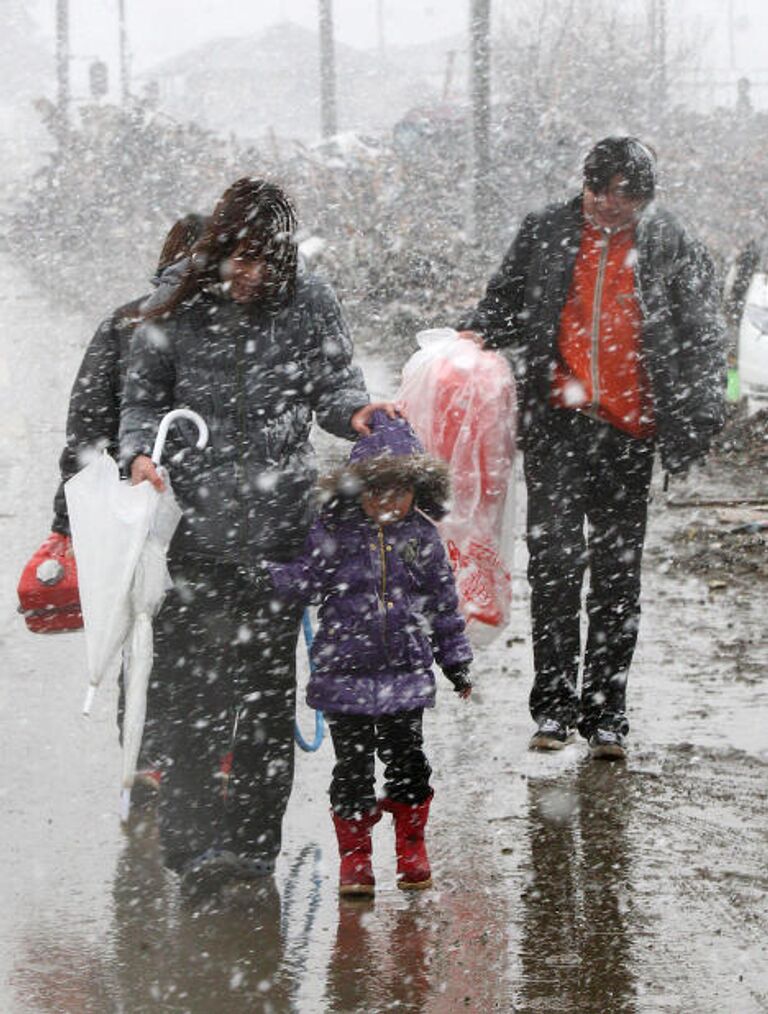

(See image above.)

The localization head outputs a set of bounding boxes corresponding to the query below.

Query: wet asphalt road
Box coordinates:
[1,253,766,1013]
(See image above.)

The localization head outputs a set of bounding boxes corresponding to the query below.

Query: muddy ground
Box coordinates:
[1,253,766,1013]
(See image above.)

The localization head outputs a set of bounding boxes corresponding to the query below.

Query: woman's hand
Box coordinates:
[350,402,402,436]
[130,454,166,492]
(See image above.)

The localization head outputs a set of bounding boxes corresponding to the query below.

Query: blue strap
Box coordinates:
[294,609,325,752]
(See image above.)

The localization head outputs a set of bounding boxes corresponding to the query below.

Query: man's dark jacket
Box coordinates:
[119,270,369,564]
[463,196,727,473]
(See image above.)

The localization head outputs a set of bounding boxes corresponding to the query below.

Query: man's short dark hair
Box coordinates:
[583,137,656,200]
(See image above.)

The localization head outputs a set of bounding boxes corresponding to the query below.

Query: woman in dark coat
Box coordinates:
[120,177,394,893]
[264,411,473,896]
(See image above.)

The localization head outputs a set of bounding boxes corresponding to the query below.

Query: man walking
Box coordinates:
[460,137,725,758]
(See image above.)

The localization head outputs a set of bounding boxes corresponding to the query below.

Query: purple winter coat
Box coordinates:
[266,412,473,715]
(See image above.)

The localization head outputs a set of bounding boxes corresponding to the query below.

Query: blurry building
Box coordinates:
[139,21,467,146]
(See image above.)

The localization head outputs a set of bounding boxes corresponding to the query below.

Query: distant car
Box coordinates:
[738,271,768,411]
[393,104,468,164]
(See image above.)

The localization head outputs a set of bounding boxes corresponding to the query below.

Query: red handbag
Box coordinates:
[17,533,84,633]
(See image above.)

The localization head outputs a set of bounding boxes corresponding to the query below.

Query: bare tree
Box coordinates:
[318,0,337,138]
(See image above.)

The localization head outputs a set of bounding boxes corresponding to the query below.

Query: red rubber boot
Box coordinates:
[384,791,434,890]
[331,807,381,896]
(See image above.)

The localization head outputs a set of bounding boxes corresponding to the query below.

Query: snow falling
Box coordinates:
[1,2,766,1012]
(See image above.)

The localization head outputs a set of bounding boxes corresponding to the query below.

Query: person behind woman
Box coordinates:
[260,411,473,895]
[47,213,207,788]
[120,177,395,894]
[51,213,208,537]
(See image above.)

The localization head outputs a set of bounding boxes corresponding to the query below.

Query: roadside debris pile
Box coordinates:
[710,407,768,469]
[662,508,768,587]
[652,410,768,587]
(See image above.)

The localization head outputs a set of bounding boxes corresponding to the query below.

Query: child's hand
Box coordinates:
[443,665,473,700]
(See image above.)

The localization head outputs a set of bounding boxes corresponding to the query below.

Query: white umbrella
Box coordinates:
[66,409,208,820]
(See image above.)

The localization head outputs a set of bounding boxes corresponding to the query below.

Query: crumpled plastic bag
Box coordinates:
[398,329,517,642]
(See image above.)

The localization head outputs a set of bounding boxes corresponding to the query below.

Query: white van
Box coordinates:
[738,271,768,411]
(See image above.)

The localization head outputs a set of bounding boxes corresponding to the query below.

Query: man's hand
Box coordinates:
[457,330,485,348]
[351,402,401,436]
[130,454,166,492]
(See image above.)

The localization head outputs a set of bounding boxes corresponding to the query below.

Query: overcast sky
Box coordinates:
[27,0,768,85]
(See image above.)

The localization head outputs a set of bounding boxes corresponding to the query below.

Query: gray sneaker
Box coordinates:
[529,718,573,751]
[180,848,241,903]
[589,727,627,760]
[180,848,275,905]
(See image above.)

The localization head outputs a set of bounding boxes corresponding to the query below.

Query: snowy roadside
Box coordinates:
[2,249,766,1012]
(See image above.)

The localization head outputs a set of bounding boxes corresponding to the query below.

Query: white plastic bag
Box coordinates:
[398,329,517,642]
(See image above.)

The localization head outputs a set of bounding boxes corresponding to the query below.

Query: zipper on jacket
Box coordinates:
[236,328,248,553]
[589,235,611,414]
[377,525,388,646]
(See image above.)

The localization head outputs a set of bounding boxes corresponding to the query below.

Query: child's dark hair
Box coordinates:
[583,136,656,200]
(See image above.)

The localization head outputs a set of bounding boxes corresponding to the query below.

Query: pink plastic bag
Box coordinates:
[398,329,517,641]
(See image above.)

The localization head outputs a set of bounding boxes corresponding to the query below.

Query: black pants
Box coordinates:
[326,710,432,820]
[524,409,655,737]
[151,555,302,872]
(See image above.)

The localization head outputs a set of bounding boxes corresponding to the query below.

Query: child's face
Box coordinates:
[361,487,415,525]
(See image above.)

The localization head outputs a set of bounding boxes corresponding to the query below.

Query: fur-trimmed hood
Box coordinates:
[319,411,450,521]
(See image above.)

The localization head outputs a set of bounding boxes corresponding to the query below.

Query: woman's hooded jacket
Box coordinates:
[119,267,369,563]
[266,412,473,716]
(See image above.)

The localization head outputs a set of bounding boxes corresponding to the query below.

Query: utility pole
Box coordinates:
[648,0,667,114]
[318,0,337,139]
[728,0,736,70]
[657,0,667,109]
[377,0,385,63]
[56,0,70,138]
[469,0,492,242]
[442,50,457,102]
[118,0,130,103]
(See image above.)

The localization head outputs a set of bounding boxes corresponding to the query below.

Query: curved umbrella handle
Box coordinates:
[295,610,325,752]
[151,409,209,465]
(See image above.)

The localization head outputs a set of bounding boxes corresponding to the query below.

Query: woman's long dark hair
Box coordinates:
[144,178,298,319]
[155,212,209,275]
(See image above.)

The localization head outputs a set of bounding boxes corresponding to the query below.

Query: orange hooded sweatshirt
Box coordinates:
[551,220,656,439]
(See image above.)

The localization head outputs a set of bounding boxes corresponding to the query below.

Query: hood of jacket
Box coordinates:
[319,410,450,521]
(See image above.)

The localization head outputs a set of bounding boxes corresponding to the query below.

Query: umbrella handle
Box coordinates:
[151,409,209,465]
[295,610,325,752]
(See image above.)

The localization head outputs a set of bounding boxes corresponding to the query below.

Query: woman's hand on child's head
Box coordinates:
[350,401,401,436]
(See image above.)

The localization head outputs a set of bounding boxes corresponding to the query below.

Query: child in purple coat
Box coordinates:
[262,411,473,895]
